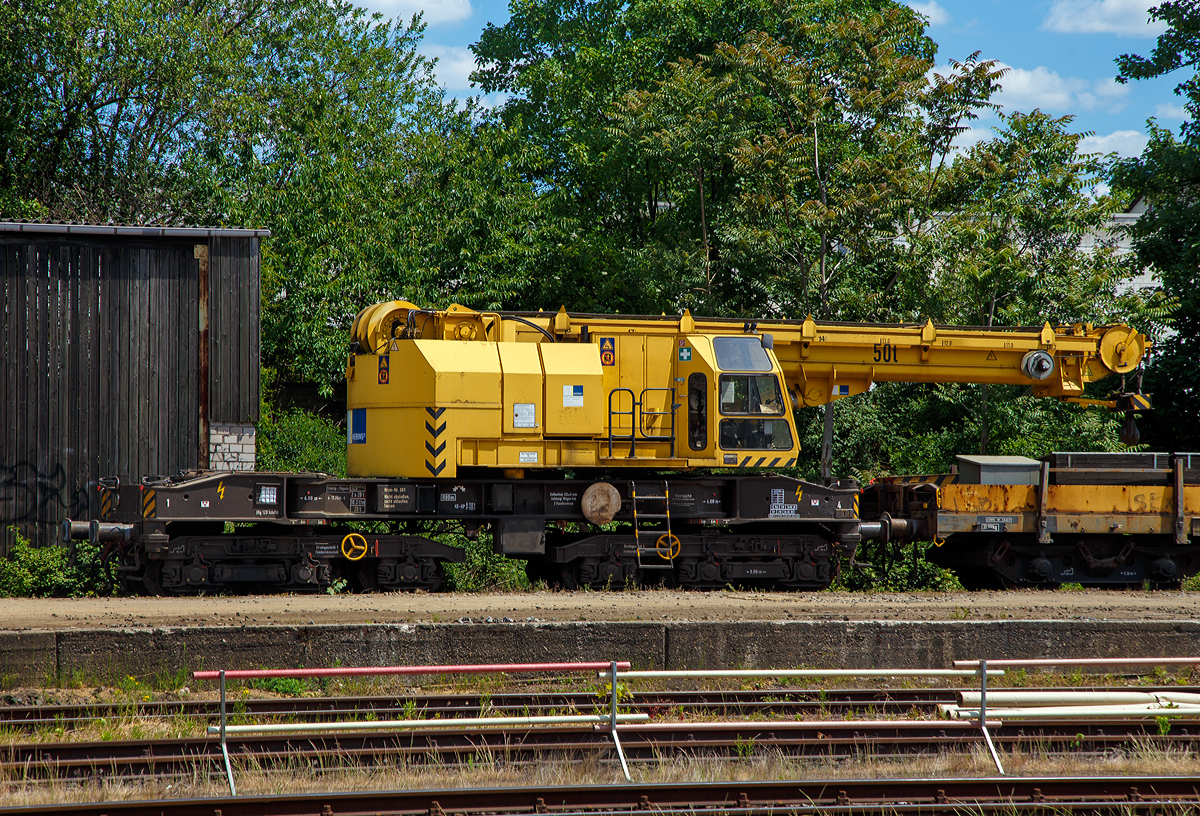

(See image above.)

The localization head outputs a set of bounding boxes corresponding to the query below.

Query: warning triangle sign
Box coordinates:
[986,350,997,360]
[390,339,400,351]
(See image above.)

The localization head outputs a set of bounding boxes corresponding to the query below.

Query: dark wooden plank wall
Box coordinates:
[208,237,260,423]
[1,234,260,550]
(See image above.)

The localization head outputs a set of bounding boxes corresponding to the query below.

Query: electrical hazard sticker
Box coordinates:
[599,337,615,366]
[378,354,390,384]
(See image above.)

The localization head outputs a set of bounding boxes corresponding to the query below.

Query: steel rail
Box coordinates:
[16,683,1200,731]
[3,776,1200,816]
[0,688,969,729]
[3,718,1198,782]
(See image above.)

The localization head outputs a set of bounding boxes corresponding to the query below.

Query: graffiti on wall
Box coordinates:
[0,461,92,527]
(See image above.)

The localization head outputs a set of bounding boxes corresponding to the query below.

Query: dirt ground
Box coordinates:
[0,588,1198,630]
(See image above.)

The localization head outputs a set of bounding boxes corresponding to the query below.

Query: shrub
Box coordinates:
[257,408,347,476]
[444,532,530,592]
[250,676,307,696]
[0,527,105,597]
[830,540,964,592]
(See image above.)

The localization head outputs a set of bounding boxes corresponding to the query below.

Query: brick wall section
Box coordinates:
[209,421,256,471]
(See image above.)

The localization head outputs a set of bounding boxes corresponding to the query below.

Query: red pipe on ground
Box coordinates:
[194,661,632,680]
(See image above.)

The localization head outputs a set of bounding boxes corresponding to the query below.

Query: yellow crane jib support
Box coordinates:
[343,301,1149,480]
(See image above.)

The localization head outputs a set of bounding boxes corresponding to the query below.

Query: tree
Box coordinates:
[791,111,1170,478]
[1111,0,1200,450]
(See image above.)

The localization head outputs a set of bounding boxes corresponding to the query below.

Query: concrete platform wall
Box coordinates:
[2,620,1199,686]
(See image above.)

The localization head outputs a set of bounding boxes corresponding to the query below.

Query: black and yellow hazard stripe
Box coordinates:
[425,406,447,476]
[885,473,957,486]
[99,488,115,520]
[141,488,156,519]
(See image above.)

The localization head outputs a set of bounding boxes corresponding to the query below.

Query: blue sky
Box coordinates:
[360,0,1188,158]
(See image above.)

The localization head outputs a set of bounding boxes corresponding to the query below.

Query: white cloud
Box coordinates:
[951,126,994,153]
[907,0,950,25]
[994,63,1130,114]
[359,0,472,26]
[1043,0,1167,37]
[1156,103,1188,119]
[1079,129,1149,156]
[422,44,478,91]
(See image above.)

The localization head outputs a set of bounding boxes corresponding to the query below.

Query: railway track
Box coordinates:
[3,776,1200,815]
[0,688,958,728]
[1,704,1198,781]
[7,685,1193,729]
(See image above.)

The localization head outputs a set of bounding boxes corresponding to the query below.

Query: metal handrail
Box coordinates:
[200,661,635,795]
[606,388,678,459]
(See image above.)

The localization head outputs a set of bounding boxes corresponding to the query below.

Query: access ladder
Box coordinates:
[630,480,678,568]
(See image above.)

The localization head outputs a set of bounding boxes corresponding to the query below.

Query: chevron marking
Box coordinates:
[425,459,446,476]
[425,407,446,419]
[425,440,446,457]
[425,421,447,437]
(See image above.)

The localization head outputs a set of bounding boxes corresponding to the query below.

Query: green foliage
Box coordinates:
[1110,2,1200,451]
[831,540,964,592]
[444,532,531,592]
[0,527,104,598]
[257,408,347,476]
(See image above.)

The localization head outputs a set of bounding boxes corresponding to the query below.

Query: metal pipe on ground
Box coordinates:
[958,690,1200,707]
[947,704,1200,720]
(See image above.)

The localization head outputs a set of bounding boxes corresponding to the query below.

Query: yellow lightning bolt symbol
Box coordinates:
[217,481,225,501]
[795,486,803,504]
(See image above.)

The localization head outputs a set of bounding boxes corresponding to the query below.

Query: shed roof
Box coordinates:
[0,221,270,238]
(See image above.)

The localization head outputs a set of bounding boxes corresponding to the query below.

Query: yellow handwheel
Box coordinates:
[341,532,369,561]
[655,533,681,561]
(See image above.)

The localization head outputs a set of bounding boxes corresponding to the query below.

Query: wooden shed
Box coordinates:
[0,222,268,549]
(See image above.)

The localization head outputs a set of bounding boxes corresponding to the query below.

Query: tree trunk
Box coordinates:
[696,165,712,304]
[979,384,989,455]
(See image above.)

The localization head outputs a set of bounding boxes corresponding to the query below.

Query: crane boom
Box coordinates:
[344,301,1149,479]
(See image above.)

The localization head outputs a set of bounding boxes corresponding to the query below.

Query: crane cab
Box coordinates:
[676,335,798,468]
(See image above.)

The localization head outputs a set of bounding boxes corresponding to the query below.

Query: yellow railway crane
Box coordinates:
[77,300,1162,595]
[345,300,1149,480]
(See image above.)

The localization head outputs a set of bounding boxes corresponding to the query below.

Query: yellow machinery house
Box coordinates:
[345,303,802,479]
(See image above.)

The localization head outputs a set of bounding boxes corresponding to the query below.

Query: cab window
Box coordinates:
[712,336,773,371]
[719,418,793,450]
[718,375,784,416]
[688,373,707,451]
